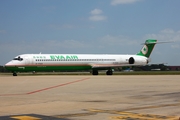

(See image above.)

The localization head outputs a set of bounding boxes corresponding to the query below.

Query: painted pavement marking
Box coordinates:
[86,109,179,120]
[111,112,178,120]
[0,114,68,120]
[1,110,179,120]
[11,115,41,120]
[0,77,90,96]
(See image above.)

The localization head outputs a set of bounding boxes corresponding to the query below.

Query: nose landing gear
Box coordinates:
[13,72,17,76]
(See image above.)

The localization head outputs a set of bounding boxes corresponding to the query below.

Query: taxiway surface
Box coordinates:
[0,75,180,120]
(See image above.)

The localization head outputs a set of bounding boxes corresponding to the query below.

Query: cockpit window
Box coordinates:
[13,56,23,61]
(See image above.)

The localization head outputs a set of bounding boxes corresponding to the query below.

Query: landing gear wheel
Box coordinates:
[106,70,113,75]
[13,73,17,76]
[92,70,98,75]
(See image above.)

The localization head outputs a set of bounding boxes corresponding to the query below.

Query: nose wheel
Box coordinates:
[13,72,17,76]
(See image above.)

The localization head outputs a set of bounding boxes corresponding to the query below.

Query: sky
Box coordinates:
[0,0,180,65]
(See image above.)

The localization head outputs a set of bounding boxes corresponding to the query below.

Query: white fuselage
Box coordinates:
[4,39,157,76]
[5,54,148,72]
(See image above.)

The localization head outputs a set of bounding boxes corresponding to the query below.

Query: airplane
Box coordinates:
[5,39,157,76]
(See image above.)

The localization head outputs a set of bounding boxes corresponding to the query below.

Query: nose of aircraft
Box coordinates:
[5,61,13,66]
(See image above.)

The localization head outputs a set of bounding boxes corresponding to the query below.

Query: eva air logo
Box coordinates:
[141,45,148,55]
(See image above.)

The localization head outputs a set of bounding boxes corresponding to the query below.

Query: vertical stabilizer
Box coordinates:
[137,39,157,58]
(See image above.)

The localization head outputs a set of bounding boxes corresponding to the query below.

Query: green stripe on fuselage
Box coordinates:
[5,65,92,72]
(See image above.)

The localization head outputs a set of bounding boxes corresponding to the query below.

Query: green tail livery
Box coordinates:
[137,39,157,58]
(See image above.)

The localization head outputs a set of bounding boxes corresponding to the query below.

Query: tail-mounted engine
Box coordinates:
[129,57,135,64]
[128,56,148,65]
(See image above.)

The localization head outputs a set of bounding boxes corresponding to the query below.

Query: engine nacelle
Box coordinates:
[129,57,135,64]
[128,56,148,65]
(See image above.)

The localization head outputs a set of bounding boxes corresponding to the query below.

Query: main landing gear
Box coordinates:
[92,70,98,75]
[106,70,113,75]
[91,70,113,75]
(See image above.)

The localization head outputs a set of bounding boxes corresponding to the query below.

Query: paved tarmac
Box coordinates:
[0,75,180,120]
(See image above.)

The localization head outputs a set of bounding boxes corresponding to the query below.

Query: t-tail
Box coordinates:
[137,39,157,58]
